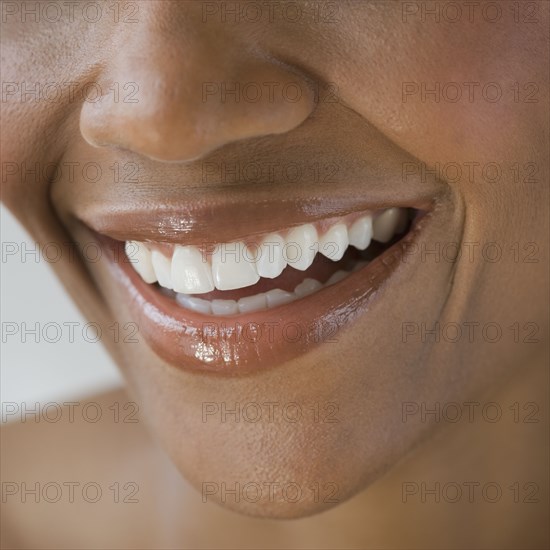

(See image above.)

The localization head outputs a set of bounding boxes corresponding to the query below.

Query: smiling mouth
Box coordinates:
[124,207,413,316]
[83,199,432,373]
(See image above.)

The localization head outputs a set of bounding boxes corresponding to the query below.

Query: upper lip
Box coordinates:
[72,181,440,246]
[58,123,448,245]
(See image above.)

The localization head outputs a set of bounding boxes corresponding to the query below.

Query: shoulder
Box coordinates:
[2,388,148,467]
[0,388,163,548]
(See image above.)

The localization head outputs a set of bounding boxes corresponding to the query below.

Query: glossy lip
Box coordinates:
[90,207,434,375]
[74,187,437,246]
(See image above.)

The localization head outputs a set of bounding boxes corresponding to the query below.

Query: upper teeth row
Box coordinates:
[125,208,407,294]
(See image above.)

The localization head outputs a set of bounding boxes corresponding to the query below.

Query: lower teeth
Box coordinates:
[165,261,367,316]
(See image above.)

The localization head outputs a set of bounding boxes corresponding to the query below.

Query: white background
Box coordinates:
[1,205,123,417]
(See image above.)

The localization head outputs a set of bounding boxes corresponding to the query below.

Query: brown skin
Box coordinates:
[1,1,548,547]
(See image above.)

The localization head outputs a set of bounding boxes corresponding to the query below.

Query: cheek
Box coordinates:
[0,24,104,220]
[325,7,548,177]
[0,85,66,225]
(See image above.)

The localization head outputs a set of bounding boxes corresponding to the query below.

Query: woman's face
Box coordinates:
[2,1,548,518]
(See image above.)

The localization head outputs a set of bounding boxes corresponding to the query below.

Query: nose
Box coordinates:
[80,4,315,162]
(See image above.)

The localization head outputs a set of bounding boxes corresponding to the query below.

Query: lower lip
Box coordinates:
[95,215,430,375]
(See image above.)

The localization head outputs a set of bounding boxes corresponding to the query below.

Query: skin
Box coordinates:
[1,1,548,547]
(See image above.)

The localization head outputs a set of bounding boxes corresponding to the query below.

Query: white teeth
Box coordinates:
[294,278,323,298]
[319,223,349,261]
[211,242,260,291]
[238,293,267,313]
[255,233,287,279]
[211,299,239,316]
[348,216,373,250]
[151,250,173,289]
[171,245,215,294]
[373,208,402,243]
[174,273,343,316]
[125,208,409,301]
[175,294,212,314]
[125,241,157,283]
[285,224,318,271]
[326,270,348,286]
[265,288,296,308]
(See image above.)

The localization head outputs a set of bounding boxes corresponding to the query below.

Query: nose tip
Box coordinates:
[80,54,316,162]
